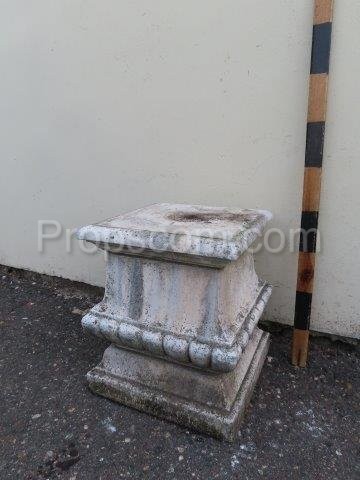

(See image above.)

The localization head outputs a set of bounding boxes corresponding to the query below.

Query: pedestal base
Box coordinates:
[86,330,270,441]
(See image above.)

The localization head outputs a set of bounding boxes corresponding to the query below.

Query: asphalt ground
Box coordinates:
[0,265,359,479]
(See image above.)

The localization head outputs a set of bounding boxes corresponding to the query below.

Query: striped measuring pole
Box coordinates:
[292,0,334,367]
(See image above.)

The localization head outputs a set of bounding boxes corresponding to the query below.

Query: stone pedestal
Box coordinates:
[77,203,272,441]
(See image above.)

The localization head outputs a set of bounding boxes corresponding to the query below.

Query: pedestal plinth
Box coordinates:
[77,203,272,441]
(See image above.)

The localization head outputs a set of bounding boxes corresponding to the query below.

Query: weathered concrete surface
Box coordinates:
[0,266,359,479]
[77,203,272,266]
[77,204,272,437]
[86,330,269,441]
[82,253,272,372]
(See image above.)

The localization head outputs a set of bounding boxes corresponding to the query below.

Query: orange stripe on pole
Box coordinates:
[314,0,334,25]
[296,252,316,294]
[302,167,322,212]
[308,74,328,122]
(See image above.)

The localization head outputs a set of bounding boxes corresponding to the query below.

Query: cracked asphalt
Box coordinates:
[0,265,359,479]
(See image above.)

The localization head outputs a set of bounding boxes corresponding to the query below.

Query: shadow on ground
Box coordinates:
[0,266,359,479]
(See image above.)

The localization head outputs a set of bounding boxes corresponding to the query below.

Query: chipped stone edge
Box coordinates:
[76,209,272,263]
[81,282,272,373]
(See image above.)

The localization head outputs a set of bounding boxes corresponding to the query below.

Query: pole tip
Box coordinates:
[292,329,310,367]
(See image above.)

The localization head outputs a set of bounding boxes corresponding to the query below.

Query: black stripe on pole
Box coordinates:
[305,122,325,167]
[294,291,313,330]
[299,211,318,253]
[310,22,332,74]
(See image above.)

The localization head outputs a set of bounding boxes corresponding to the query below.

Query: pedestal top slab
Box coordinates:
[77,203,272,265]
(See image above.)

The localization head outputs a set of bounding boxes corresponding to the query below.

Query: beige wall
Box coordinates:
[0,1,359,338]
